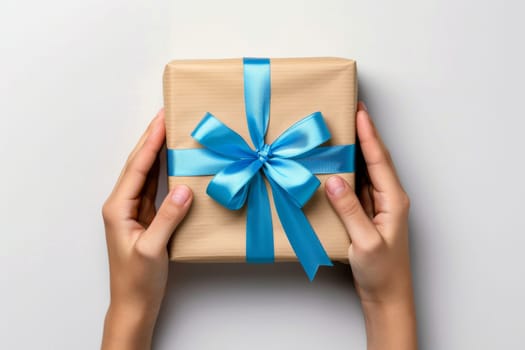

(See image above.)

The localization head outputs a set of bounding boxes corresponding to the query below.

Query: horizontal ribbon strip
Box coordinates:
[168,145,355,176]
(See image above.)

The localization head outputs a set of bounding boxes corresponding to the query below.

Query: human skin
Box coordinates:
[325,101,416,350]
[101,102,416,350]
[101,110,193,350]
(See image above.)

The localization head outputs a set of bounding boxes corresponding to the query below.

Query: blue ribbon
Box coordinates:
[167,58,355,280]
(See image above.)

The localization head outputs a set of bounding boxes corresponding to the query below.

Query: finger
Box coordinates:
[138,185,193,254]
[143,155,160,205]
[356,102,406,214]
[113,112,166,201]
[115,109,164,188]
[359,185,374,218]
[127,109,163,167]
[325,175,380,246]
[137,156,160,227]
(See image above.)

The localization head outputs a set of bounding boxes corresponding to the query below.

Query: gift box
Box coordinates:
[163,57,357,279]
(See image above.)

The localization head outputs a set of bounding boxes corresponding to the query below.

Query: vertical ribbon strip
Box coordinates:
[167,58,355,280]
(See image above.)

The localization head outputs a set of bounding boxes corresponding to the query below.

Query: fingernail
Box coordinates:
[171,185,191,205]
[326,176,346,196]
[359,101,368,112]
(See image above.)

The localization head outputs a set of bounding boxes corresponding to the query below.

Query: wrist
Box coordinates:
[361,299,417,350]
[101,302,160,350]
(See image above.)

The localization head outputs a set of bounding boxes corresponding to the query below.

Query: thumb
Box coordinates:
[139,185,193,254]
[325,176,379,246]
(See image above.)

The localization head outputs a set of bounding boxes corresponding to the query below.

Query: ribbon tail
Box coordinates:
[267,178,332,281]
[246,172,274,263]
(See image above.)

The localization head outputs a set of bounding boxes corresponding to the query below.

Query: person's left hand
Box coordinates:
[101,109,193,350]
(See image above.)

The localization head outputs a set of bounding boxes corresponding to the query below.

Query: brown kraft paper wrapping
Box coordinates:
[163,57,357,264]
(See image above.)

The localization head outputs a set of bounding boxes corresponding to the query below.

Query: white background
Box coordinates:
[1,0,523,349]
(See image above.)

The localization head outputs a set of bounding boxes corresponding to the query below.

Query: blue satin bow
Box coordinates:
[167,58,355,280]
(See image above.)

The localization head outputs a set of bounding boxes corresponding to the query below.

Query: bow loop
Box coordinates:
[270,112,331,158]
[192,112,254,159]
[206,158,263,209]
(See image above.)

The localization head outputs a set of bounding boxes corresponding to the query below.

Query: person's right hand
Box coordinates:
[324,101,417,350]
[101,110,193,350]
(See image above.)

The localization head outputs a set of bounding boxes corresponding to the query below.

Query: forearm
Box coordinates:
[101,304,159,350]
[362,299,417,350]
